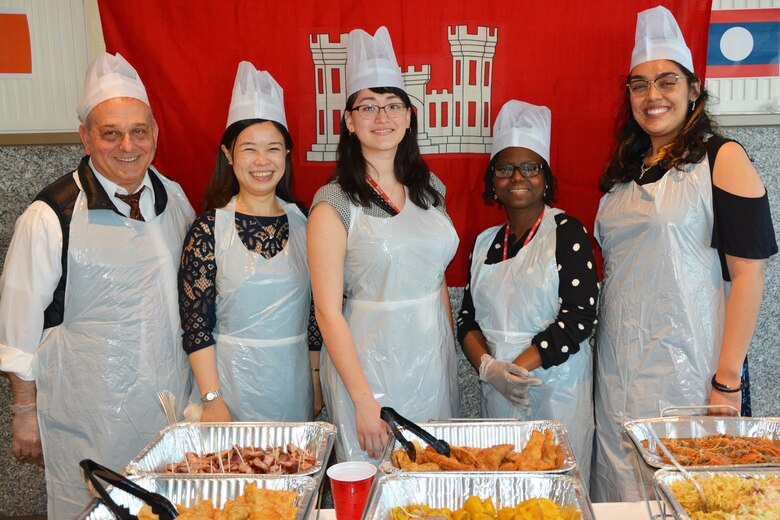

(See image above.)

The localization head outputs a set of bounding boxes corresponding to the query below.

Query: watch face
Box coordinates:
[203,390,221,402]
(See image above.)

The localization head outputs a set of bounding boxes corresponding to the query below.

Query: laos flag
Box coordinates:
[708,8,780,78]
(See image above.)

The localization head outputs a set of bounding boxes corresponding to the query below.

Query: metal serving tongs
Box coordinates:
[645,429,709,515]
[80,459,179,519]
[380,407,451,461]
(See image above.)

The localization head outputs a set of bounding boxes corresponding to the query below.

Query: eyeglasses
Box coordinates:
[493,163,544,178]
[627,73,683,97]
[350,103,407,120]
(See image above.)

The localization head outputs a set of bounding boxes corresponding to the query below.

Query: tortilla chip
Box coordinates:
[476,444,514,471]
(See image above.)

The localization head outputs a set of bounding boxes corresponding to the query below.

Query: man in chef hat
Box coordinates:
[0,52,194,518]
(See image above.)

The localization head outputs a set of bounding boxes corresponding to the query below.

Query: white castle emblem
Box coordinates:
[307,25,498,161]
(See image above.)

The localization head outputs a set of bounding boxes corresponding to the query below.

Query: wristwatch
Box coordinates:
[201,388,223,403]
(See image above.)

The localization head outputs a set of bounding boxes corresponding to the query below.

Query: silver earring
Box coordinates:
[690,100,696,111]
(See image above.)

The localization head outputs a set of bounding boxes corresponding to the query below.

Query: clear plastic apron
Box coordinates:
[34,170,193,519]
[592,160,726,502]
[470,207,594,484]
[320,191,460,462]
[210,197,313,421]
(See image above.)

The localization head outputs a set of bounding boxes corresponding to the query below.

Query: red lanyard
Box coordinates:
[503,208,544,261]
[366,175,403,214]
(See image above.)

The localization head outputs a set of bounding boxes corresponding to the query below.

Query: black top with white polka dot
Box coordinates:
[457,213,599,369]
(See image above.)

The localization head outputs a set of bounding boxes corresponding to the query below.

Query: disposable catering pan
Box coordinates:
[76,473,318,520]
[124,421,336,479]
[653,468,780,520]
[623,415,780,471]
[363,472,594,520]
[378,419,577,474]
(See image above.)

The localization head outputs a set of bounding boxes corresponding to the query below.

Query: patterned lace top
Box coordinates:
[178,210,322,354]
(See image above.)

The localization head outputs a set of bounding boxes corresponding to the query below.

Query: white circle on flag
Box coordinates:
[720,27,753,62]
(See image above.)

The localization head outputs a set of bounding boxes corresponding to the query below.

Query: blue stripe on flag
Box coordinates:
[707,22,779,66]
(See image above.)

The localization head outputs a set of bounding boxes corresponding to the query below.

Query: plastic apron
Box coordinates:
[34,170,194,519]
[592,160,726,502]
[209,197,313,421]
[320,191,460,462]
[470,207,594,484]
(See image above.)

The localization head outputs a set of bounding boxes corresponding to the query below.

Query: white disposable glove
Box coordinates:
[479,354,542,408]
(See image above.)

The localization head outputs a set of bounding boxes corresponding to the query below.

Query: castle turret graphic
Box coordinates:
[307,26,498,162]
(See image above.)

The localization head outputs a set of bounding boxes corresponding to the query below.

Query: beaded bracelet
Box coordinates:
[711,374,743,393]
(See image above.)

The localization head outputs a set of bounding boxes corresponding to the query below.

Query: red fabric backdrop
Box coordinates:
[97,1,711,285]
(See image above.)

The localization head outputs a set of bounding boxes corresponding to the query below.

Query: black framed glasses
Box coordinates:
[350,103,407,120]
[627,73,683,97]
[493,163,544,179]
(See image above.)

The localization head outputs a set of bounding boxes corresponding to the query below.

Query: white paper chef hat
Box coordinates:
[630,5,694,73]
[77,52,150,122]
[346,26,405,97]
[490,100,551,163]
[225,61,287,129]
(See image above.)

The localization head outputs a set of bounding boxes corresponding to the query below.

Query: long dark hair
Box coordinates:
[332,87,442,209]
[599,62,718,193]
[203,119,298,211]
[482,151,556,206]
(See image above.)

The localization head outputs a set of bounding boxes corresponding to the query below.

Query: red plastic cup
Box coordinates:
[327,461,377,520]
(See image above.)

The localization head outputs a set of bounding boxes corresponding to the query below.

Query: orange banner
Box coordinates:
[0,12,32,74]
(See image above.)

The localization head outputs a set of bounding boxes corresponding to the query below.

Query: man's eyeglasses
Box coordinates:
[493,163,544,179]
[350,103,407,120]
[626,73,683,97]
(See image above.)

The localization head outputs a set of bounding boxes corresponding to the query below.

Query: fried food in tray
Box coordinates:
[137,482,298,520]
[641,433,780,466]
[666,474,780,519]
[165,443,315,475]
[391,494,581,520]
[391,429,564,472]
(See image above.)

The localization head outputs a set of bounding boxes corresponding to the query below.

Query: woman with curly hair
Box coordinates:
[308,27,459,462]
[592,6,777,501]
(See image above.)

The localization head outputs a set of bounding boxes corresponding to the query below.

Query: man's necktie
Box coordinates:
[115,185,146,221]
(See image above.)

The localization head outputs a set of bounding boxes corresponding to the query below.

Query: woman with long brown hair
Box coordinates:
[592,6,777,502]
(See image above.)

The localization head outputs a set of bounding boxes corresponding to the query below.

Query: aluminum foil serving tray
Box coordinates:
[125,421,336,477]
[363,472,593,520]
[76,474,318,520]
[378,420,576,474]
[623,416,780,471]
[653,468,780,520]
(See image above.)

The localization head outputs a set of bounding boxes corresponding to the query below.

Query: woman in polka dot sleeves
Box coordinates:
[457,100,599,484]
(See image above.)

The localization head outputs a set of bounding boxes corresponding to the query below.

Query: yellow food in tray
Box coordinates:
[391,495,580,520]
[668,475,780,519]
[137,482,298,520]
[391,429,564,472]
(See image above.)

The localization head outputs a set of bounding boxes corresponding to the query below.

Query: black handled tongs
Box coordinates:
[80,459,179,519]
[380,407,451,461]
